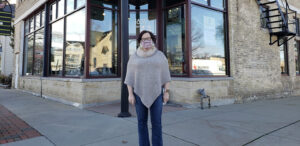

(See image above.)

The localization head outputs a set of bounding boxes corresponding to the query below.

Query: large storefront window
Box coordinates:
[65,9,85,76]
[23,0,229,78]
[164,5,187,75]
[50,19,64,76]
[191,4,226,76]
[23,10,44,76]
[89,3,118,76]
[49,0,86,77]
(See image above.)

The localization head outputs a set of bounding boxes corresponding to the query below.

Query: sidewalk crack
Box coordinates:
[242,120,300,146]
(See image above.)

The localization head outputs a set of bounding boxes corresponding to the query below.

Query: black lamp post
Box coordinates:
[118,0,131,118]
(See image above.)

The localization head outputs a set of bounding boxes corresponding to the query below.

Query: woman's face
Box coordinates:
[140,33,153,51]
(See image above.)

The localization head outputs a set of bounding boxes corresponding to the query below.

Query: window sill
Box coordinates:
[171,76,234,81]
[20,76,121,82]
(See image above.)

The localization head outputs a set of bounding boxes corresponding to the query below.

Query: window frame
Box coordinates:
[22,0,230,79]
[280,40,289,75]
[47,0,86,78]
[187,0,229,77]
[295,41,300,75]
[86,0,121,78]
[22,7,45,76]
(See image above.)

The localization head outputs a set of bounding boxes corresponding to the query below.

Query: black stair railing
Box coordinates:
[256,0,297,46]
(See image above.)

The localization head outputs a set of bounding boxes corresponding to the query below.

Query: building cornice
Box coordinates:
[14,0,47,25]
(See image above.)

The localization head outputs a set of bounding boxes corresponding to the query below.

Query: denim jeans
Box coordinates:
[134,89,163,146]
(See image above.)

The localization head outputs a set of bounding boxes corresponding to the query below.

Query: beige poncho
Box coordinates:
[124,48,171,108]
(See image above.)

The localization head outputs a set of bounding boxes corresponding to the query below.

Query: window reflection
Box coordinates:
[41,10,45,26]
[193,0,208,5]
[295,41,300,74]
[280,42,288,74]
[164,5,187,75]
[51,3,56,21]
[77,0,85,8]
[211,0,224,9]
[89,7,118,76]
[25,20,29,34]
[129,11,156,36]
[29,18,34,32]
[35,13,40,29]
[65,9,86,77]
[129,39,137,56]
[58,0,65,18]
[25,34,34,75]
[191,5,225,76]
[50,19,64,76]
[34,29,44,75]
[66,0,74,13]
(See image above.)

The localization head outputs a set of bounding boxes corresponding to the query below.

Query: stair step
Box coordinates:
[260,1,277,6]
[269,26,285,29]
[263,14,281,18]
[267,20,283,24]
[262,8,279,13]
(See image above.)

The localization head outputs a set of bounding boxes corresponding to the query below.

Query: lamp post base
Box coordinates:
[117,112,131,118]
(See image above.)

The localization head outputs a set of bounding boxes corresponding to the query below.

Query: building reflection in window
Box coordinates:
[34,29,44,75]
[25,34,34,75]
[129,39,137,56]
[89,7,118,76]
[129,11,156,36]
[50,19,64,76]
[191,5,225,76]
[164,5,187,75]
[65,8,86,76]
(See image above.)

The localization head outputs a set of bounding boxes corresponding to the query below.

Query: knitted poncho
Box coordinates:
[124,48,172,108]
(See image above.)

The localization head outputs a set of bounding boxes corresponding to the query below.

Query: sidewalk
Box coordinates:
[0,88,300,146]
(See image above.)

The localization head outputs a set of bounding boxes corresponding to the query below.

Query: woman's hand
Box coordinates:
[163,92,169,104]
[128,94,135,105]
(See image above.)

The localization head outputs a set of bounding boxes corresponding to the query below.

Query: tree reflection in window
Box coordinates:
[191,5,225,76]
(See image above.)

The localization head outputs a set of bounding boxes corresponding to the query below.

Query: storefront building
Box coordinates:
[12,0,300,108]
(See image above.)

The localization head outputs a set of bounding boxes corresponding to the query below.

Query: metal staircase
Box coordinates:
[256,0,297,46]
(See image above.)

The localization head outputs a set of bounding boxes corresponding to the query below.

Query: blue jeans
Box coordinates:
[134,90,163,146]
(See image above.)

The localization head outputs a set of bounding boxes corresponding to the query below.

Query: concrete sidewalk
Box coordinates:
[0,88,300,146]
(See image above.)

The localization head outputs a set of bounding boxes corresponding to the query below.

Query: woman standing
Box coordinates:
[124,30,171,146]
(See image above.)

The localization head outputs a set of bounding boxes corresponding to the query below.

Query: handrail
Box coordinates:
[275,0,288,28]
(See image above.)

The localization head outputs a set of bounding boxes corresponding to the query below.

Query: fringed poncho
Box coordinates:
[124,49,172,108]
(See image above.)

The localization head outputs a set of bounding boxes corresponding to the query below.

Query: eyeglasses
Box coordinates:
[141,37,152,42]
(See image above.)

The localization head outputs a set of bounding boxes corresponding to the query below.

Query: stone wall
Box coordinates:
[228,0,300,101]
[18,77,122,108]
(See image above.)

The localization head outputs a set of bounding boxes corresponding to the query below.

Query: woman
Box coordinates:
[124,30,171,146]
